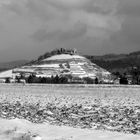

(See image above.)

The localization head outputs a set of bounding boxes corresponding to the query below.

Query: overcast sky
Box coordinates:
[0,0,140,62]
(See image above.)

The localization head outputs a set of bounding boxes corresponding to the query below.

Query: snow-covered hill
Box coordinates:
[0,49,112,82]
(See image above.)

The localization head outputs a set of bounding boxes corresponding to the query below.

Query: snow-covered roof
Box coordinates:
[42,54,86,61]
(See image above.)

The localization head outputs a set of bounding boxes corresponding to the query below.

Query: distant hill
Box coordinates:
[85,51,140,73]
[0,60,29,72]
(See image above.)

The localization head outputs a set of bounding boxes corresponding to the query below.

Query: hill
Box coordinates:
[0,60,29,72]
[0,48,111,82]
[85,51,140,73]
[0,50,140,75]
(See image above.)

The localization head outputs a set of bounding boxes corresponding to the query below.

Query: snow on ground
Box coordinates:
[0,54,110,80]
[32,64,60,68]
[0,70,13,78]
[0,119,140,140]
[0,85,140,139]
[42,54,86,61]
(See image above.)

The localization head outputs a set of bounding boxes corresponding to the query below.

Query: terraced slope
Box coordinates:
[0,49,111,81]
[13,53,111,80]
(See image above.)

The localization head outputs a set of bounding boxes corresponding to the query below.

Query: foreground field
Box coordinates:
[1,119,140,140]
[0,84,140,106]
[0,84,140,140]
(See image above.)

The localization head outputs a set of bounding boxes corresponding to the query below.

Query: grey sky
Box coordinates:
[0,0,140,62]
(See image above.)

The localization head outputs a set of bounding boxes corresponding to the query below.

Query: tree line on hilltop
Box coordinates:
[37,48,77,61]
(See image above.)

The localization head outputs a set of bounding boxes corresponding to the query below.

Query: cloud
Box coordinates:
[0,0,11,6]
[117,0,140,17]
[112,18,140,46]
[32,29,59,42]
[32,22,87,42]
[47,0,90,8]
[1,0,140,61]
[58,23,87,41]
[101,16,140,54]
[23,0,121,42]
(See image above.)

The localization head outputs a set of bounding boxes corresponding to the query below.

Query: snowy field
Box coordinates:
[0,119,140,140]
[0,84,140,106]
[0,84,140,140]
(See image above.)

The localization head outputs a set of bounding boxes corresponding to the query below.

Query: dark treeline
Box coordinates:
[113,67,140,85]
[24,48,77,66]
[13,74,98,84]
[26,75,68,84]
[37,48,77,62]
[85,53,140,85]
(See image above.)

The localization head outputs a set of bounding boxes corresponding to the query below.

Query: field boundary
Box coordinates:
[0,83,140,89]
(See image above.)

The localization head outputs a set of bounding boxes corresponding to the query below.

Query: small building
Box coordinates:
[126,74,133,85]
